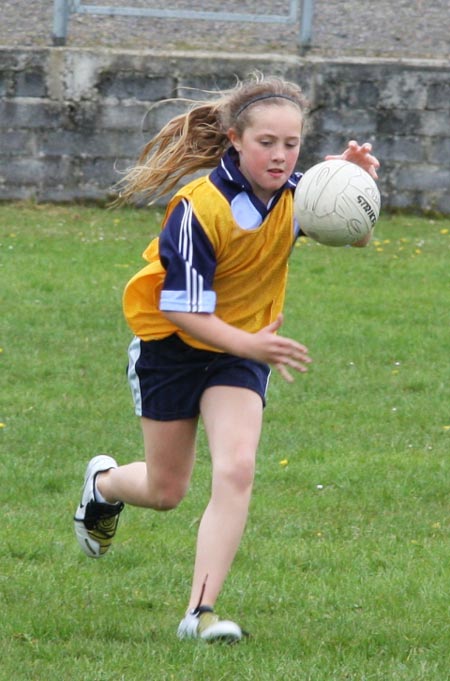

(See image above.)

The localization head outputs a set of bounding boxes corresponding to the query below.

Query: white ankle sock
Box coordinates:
[94,472,122,505]
[93,475,109,503]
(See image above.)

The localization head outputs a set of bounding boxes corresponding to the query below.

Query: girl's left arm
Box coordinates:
[326,140,380,247]
[325,140,380,180]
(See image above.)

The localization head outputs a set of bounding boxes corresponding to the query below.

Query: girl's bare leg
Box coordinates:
[188,386,263,609]
[97,416,198,509]
[95,386,262,611]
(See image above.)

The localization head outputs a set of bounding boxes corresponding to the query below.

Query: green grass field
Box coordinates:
[1,204,450,680]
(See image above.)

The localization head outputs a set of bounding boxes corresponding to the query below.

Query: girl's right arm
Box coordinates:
[160,200,312,381]
[163,310,312,383]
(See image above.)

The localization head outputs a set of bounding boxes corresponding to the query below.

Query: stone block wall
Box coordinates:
[0,47,449,213]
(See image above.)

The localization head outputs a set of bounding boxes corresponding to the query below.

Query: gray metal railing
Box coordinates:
[52,0,314,51]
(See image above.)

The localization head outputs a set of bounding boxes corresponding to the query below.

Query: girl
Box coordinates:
[74,74,380,642]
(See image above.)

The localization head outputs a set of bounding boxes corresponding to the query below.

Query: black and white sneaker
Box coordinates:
[74,455,124,558]
[177,606,244,643]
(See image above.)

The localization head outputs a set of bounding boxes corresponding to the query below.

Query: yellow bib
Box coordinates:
[123,176,295,351]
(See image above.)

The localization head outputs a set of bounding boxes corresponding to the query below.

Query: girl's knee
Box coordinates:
[216,452,255,494]
[149,479,189,511]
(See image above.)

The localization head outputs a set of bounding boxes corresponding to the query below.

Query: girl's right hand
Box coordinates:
[252,315,312,383]
[163,310,312,382]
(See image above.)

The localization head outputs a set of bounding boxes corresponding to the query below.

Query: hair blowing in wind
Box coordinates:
[115,74,307,204]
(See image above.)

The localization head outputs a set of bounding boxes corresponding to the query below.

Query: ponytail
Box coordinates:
[115,73,307,204]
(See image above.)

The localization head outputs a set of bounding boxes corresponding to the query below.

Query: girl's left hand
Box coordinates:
[325,140,380,180]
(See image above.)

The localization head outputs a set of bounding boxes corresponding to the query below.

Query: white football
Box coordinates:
[294,159,381,246]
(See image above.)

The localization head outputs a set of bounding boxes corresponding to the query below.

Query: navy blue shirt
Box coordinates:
[159,147,303,314]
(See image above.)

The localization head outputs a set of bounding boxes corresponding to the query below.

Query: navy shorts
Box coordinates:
[127,333,271,420]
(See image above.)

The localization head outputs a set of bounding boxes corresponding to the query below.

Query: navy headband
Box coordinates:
[235,94,299,118]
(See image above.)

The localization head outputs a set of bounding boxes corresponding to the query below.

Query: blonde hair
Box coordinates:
[115,74,307,204]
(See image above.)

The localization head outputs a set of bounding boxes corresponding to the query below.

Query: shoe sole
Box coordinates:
[200,621,243,643]
[73,454,119,558]
[74,520,104,558]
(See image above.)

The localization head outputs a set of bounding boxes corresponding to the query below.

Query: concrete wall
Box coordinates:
[0,47,449,213]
